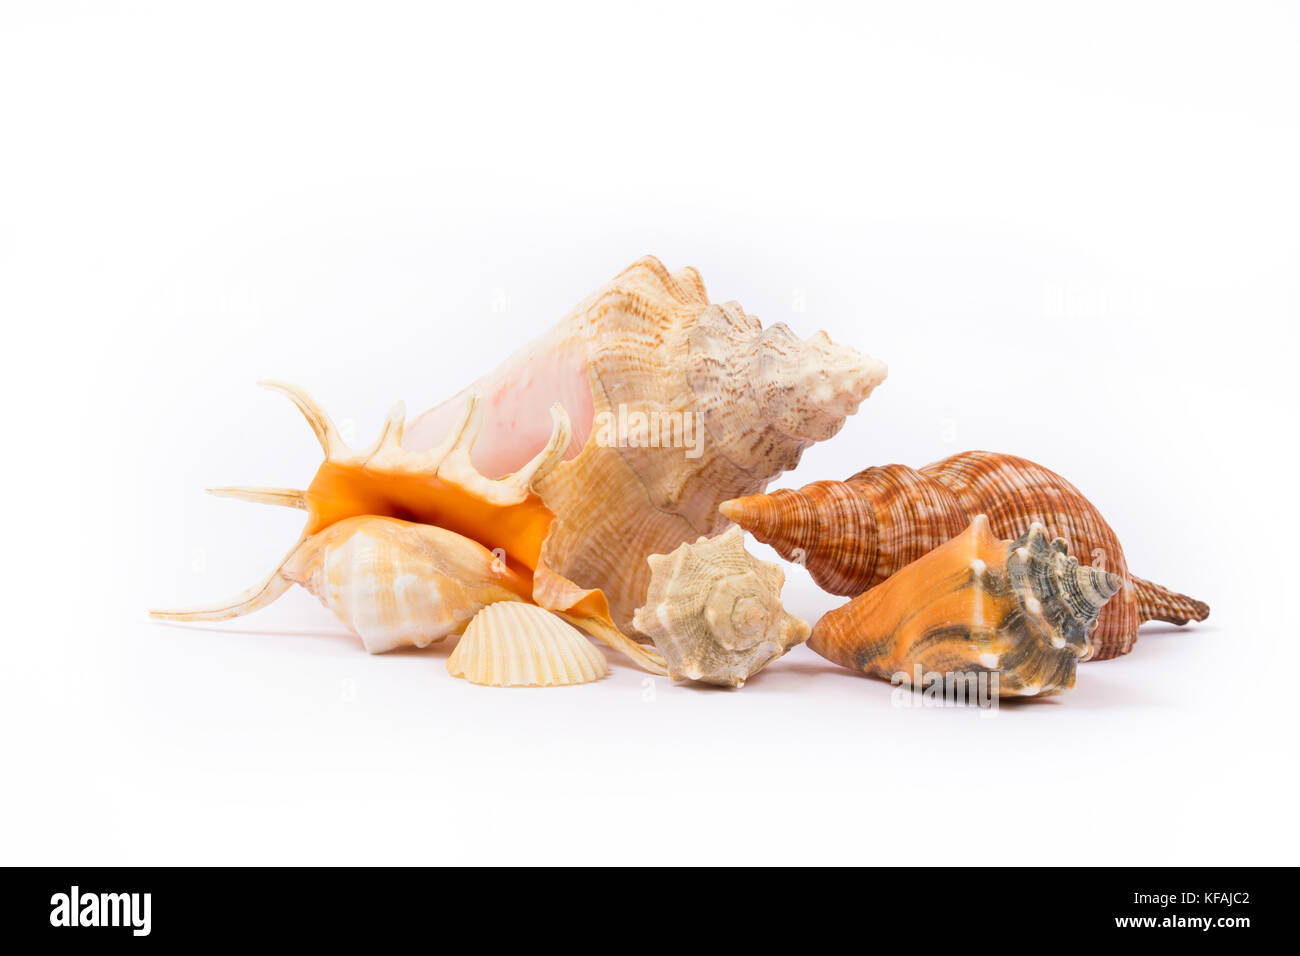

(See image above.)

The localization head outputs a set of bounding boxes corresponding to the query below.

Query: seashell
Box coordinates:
[402,256,887,636]
[151,382,665,673]
[721,451,1209,661]
[447,602,609,687]
[809,516,1123,697]
[284,516,523,654]
[633,527,810,687]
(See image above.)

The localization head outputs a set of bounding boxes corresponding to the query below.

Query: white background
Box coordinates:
[2,1,1296,865]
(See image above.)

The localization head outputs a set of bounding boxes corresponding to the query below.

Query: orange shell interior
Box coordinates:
[302,460,609,619]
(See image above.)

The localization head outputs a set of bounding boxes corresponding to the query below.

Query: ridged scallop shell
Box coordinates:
[447,602,609,687]
[809,516,1123,697]
[404,256,887,636]
[721,451,1208,661]
[633,527,810,687]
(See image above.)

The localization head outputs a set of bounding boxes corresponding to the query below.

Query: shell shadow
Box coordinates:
[1135,623,1221,638]
[151,620,354,644]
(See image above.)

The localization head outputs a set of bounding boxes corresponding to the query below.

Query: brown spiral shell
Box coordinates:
[720,451,1209,661]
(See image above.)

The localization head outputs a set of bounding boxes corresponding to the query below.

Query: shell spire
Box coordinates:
[1132,576,1211,626]
[1007,522,1123,657]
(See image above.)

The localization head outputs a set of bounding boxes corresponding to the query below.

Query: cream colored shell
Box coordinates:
[633,527,810,687]
[447,602,609,687]
[285,516,521,654]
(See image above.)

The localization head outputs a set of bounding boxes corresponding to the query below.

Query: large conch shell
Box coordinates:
[151,381,665,673]
[633,527,810,687]
[809,516,1123,697]
[403,256,887,636]
[448,602,609,687]
[721,451,1208,660]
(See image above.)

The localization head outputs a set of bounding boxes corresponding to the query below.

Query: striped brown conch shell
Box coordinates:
[721,451,1208,661]
[403,256,887,636]
[809,516,1123,696]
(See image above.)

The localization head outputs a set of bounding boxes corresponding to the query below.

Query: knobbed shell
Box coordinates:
[403,256,887,636]
[809,516,1123,697]
[721,451,1208,661]
[447,602,609,687]
[633,527,810,687]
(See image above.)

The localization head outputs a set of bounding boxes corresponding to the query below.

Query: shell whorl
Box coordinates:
[1005,523,1123,659]
[632,527,810,687]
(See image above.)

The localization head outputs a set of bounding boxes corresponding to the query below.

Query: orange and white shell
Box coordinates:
[152,383,664,673]
[809,516,1123,697]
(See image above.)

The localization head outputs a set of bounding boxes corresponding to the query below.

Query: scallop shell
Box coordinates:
[404,256,887,635]
[447,602,609,687]
[809,516,1123,697]
[721,451,1208,661]
[633,527,810,687]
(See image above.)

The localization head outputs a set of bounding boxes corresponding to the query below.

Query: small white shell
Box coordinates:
[447,602,609,687]
[633,527,810,687]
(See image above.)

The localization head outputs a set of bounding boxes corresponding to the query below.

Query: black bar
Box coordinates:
[4,867,1284,943]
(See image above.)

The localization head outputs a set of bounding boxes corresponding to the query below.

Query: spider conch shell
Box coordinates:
[447,602,609,687]
[809,516,1123,697]
[403,256,887,636]
[721,451,1208,661]
[633,527,810,687]
[151,382,665,673]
